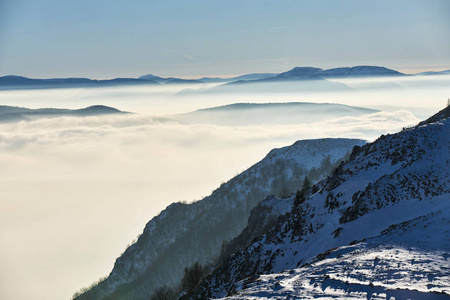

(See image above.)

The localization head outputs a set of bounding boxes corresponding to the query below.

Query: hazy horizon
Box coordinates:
[1,64,450,80]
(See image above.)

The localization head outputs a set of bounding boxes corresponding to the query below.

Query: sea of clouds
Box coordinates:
[0,75,449,300]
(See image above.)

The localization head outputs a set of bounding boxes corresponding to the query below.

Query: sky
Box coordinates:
[1,0,450,79]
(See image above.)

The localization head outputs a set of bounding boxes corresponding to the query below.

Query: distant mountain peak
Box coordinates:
[276,67,323,78]
[319,65,404,78]
[2,75,28,79]
[273,65,403,80]
[218,65,405,87]
[76,105,124,114]
[0,105,127,122]
[138,74,166,81]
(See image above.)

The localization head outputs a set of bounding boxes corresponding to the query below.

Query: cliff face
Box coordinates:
[75,138,364,300]
[185,108,449,299]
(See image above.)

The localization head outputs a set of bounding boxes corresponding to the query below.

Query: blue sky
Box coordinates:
[1,0,449,78]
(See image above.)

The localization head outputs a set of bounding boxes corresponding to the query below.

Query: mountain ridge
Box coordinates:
[1,66,411,90]
[183,106,450,299]
[0,75,160,90]
[73,138,365,300]
[224,66,405,85]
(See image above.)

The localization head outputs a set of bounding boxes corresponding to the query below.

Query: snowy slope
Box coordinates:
[221,212,450,299]
[74,138,364,300]
[185,107,449,299]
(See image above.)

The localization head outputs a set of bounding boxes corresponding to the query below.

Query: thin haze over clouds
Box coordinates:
[1,75,449,116]
[0,0,449,78]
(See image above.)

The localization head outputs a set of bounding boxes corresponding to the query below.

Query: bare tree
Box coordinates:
[150,285,176,300]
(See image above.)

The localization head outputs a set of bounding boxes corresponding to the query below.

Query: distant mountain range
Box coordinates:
[174,102,379,126]
[415,69,450,76]
[138,73,280,84]
[0,105,126,122]
[2,65,446,90]
[225,66,404,85]
[0,75,160,90]
[138,74,203,84]
[197,73,279,83]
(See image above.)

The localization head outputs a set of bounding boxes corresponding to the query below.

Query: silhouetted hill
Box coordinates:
[174,102,378,126]
[75,105,125,115]
[0,105,127,122]
[138,74,167,82]
[139,73,278,84]
[0,66,409,90]
[276,67,323,79]
[319,66,404,78]
[219,66,403,86]
[0,75,159,90]
[249,66,404,83]
[197,77,350,94]
[416,69,450,76]
[187,66,405,94]
[138,74,203,84]
[164,78,203,84]
[222,73,279,82]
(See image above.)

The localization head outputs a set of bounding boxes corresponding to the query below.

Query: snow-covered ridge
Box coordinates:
[221,210,450,299]
[184,107,449,299]
[74,138,364,300]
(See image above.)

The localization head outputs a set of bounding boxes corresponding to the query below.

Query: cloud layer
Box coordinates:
[0,76,445,300]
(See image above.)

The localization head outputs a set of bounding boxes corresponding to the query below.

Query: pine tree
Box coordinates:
[181,262,205,292]
[302,176,311,193]
[294,177,314,206]
[294,189,305,206]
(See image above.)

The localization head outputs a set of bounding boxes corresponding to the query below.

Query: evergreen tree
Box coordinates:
[294,189,306,206]
[311,184,320,194]
[302,176,311,193]
[181,262,205,292]
[294,176,314,206]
